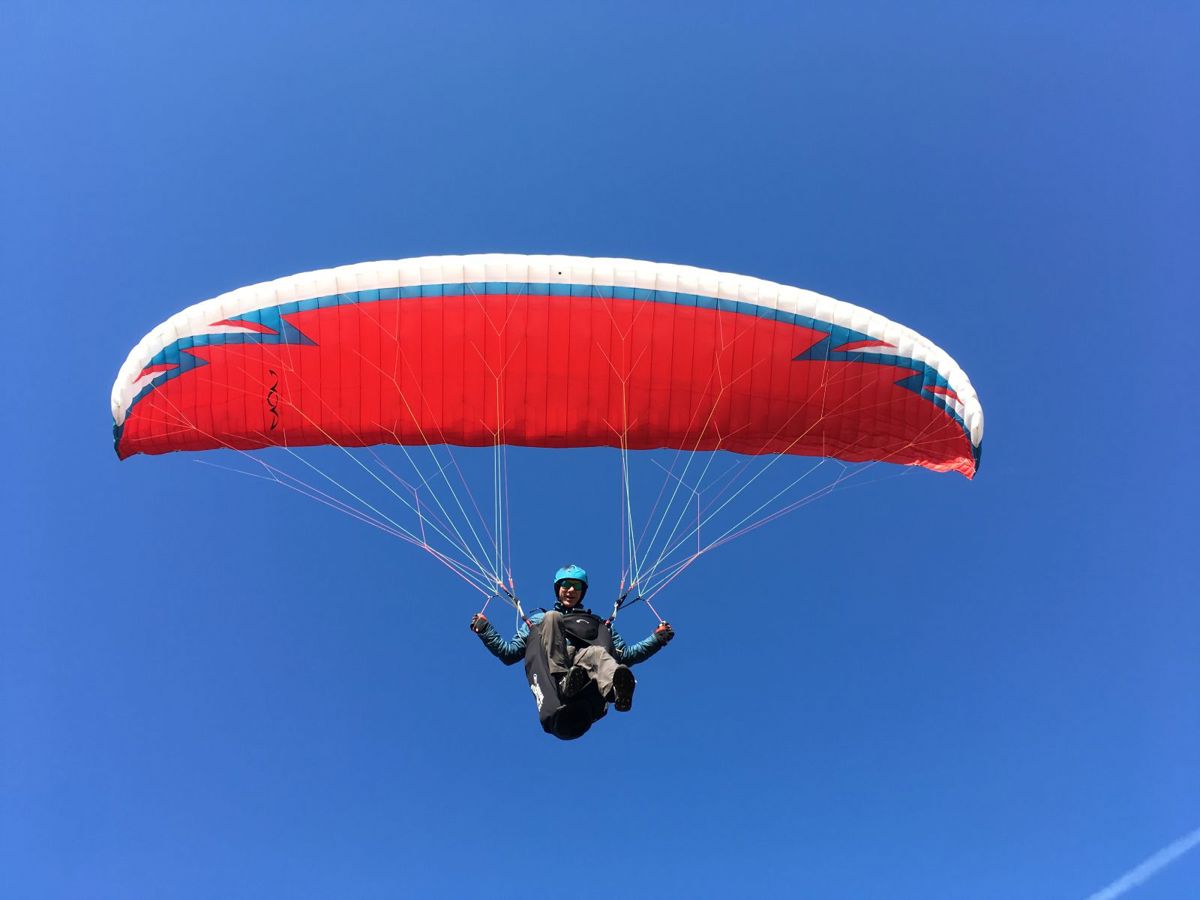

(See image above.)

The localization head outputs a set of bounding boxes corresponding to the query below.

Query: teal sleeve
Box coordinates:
[475,613,538,666]
[612,628,666,665]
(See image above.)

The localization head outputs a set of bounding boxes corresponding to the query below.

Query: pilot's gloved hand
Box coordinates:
[655,621,675,645]
[470,613,489,635]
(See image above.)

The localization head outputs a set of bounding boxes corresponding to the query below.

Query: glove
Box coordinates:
[655,621,675,644]
[470,613,489,635]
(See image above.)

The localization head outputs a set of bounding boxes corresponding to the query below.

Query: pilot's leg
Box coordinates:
[538,611,572,678]
[572,645,622,698]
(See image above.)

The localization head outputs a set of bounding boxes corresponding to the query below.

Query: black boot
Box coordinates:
[611,665,636,712]
[561,666,591,699]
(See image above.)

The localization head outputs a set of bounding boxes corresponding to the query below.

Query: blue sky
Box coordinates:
[2,2,1197,898]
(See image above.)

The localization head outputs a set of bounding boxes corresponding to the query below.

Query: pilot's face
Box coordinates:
[557,580,584,608]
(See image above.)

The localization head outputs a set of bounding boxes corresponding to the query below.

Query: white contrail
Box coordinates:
[1084,824,1200,900]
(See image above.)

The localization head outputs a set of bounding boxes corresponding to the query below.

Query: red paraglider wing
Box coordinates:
[112,255,982,477]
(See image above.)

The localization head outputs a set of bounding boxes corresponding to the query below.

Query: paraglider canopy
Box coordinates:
[111,254,983,475]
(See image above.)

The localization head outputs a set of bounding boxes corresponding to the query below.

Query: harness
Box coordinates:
[521,606,615,741]
[559,610,615,654]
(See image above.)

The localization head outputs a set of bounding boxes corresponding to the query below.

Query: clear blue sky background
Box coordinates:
[3,2,1197,898]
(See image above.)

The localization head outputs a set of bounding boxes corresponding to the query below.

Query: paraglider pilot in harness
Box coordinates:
[470,565,674,740]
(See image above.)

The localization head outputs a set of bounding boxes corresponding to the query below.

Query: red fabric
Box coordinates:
[118,293,976,476]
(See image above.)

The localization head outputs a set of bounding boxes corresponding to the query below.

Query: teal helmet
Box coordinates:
[553,564,589,599]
